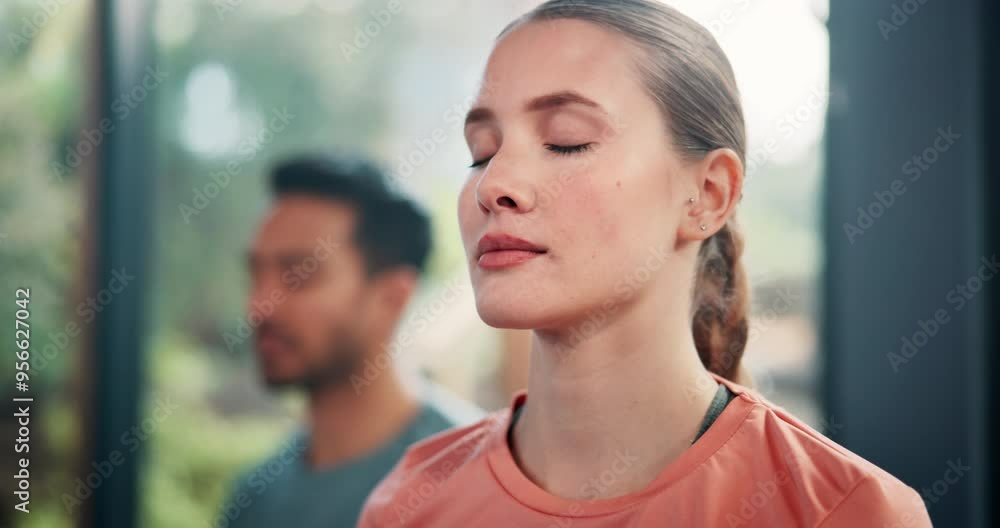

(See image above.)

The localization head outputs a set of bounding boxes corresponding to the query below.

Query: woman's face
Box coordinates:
[459,19,693,331]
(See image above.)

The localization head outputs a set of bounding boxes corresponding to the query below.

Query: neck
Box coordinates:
[512,282,719,501]
[304,361,419,470]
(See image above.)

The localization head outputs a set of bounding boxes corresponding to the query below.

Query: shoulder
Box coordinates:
[718,377,931,526]
[358,409,507,527]
[224,431,309,496]
[816,471,932,527]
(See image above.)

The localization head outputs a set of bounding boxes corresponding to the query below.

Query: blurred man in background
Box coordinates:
[220,156,481,528]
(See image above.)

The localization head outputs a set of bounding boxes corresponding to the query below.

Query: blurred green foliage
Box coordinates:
[2,1,84,527]
[2,0,423,526]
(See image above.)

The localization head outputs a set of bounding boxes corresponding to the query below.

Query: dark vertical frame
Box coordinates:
[982,0,998,524]
[824,0,992,526]
[77,0,156,527]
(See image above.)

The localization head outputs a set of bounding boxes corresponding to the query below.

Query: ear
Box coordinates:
[680,148,744,243]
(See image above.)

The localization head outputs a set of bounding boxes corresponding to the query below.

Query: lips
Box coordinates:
[254,324,295,359]
[476,233,547,270]
[255,334,287,359]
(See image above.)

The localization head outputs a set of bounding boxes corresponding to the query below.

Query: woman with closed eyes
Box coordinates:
[359,1,931,526]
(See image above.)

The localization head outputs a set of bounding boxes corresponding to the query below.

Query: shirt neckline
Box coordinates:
[485,374,757,517]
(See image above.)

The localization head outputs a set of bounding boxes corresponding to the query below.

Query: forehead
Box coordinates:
[252,195,356,252]
[476,19,645,114]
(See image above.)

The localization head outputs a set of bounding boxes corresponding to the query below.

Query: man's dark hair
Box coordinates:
[270,155,432,276]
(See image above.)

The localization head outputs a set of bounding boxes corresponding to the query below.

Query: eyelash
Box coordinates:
[546,143,593,156]
[469,143,594,169]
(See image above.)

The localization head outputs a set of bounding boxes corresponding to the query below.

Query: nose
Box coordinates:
[474,153,537,215]
[247,271,283,321]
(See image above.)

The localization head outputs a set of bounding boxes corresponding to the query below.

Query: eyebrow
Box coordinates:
[464,90,607,128]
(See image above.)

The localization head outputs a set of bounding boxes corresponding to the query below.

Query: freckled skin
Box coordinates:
[458,19,691,331]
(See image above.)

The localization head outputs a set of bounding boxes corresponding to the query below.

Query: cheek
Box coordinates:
[568,184,620,250]
[611,145,676,237]
[554,161,627,246]
[457,177,481,250]
[556,158,670,271]
[288,284,356,335]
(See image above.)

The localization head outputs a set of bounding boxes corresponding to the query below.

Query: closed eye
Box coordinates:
[546,143,593,155]
[469,155,494,169]
[470,143,594,168]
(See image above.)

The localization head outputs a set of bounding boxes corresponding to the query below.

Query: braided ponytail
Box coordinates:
[692,221,750,381]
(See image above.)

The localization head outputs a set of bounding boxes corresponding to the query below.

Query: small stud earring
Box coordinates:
[700,224,708,231]
[688,197,696,204]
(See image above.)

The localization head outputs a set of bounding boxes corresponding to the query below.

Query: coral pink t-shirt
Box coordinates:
[358,375,931,527]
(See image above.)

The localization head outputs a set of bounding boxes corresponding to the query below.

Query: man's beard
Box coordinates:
[263,324,366,392]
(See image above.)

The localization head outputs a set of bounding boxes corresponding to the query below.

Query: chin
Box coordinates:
[474,276,571,328]
[474,296,551,329]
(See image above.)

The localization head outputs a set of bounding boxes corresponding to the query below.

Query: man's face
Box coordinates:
[246,194,370,389]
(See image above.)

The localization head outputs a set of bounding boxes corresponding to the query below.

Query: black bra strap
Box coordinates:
[692,382,736,444]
